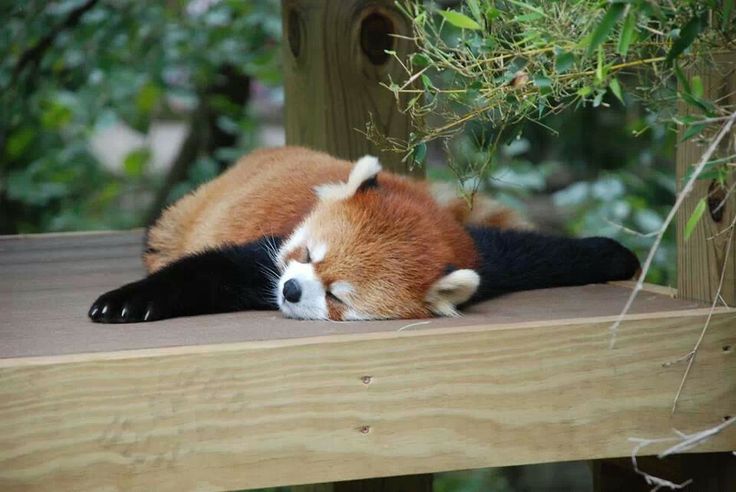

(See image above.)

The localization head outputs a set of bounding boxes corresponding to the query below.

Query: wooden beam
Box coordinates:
[281,0,419,175]
[676,54,736,305]
[1,233,734,491]
[1,309,734,491]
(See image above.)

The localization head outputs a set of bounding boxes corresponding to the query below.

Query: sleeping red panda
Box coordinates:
[89,146,639,323]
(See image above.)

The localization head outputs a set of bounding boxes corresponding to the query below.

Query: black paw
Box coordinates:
[89,278,174,323]
[585,237,641,281]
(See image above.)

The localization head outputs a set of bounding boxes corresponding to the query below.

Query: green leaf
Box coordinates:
[136,82,162,114]
[674,63,691,95]
[618,10,636,56]
[421,74,435,91]
[514,12,543,22]
[691,75,704,99]
[123,148,151,177]
[578,86,593,97]
[5,128,34,159]
[595,46,604,82]
[681,123,706,141]
[587,3,626,54]
[411,53,430,68]
[684,198,706,241]
[609,78,624,104]
[555,51,575,74]
[723,0,733,31]
[666,13,707,64]
[412,142,427,165]
[533,76,552,88]
[505,0,547,17]
[438,10,482,30]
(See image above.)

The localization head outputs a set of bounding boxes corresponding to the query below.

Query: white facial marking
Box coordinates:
[310,242,328,263]
[330,281,354,298]
[277,225,307,269]
[277,261,328,320]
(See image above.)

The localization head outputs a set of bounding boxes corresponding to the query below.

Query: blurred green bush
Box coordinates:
[1,0,281,233]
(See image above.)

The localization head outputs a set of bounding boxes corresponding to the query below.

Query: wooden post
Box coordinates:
[281,0,419,175]
[282,1,429,490]
[676,54,736,305]
[595,53,736,492]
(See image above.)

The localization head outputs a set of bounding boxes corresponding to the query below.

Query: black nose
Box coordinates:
[282,279,302,303]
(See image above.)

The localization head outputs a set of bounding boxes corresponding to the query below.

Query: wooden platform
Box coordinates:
[1,232,735,491]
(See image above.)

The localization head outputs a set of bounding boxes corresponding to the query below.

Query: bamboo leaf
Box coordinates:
[681,123,706,141]
[691,75,704,99]
[618,10,636,56]
[609,78,624,104]
[723,0,734,31]
[666,13,707,64]
[438,10,482,30]
[412,142,428,164]
[684,198,706,241]
[587,3,626,54]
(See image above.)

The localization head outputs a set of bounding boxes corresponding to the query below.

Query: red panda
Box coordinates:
[89,146,639,323]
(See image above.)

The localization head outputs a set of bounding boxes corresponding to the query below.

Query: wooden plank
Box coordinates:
[676,53,736,305]
[281,0,418,175]
[1,304,734,491]
[0,232,711,360]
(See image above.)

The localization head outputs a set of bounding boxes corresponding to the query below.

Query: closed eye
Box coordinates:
[305,248,312,263]
[326,291,345,304]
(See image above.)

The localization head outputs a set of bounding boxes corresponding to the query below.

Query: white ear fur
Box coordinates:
[315,155,382,201]
[425,269,480,317]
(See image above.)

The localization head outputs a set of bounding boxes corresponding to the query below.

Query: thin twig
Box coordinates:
[608,110,736,349]
[628,417,736,491]
[659,416,736,457]
[671,212,736,414]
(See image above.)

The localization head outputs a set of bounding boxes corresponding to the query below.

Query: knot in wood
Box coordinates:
[360,12,394,65]
[287,8,302,59]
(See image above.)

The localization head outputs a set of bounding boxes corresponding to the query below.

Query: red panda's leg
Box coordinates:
[90,236,283,323]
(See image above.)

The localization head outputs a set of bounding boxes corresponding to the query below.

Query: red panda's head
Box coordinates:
[275,156,480,320]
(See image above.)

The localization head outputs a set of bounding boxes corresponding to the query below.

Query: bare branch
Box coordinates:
[608,110,736,349]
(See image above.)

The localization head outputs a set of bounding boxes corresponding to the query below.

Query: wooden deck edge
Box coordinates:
[1,311,734,491]
[2,305,733,368]
[0,228,145,241]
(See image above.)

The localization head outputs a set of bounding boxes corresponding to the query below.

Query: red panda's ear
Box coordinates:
[425,269,480,317]
[315,156,381,201]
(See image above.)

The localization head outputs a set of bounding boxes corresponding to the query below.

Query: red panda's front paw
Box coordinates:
[89,279,172,323]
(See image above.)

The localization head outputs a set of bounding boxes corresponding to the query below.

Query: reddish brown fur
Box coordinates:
[146,147,524,319]
[145,147,352,272]
[306,178,478,318]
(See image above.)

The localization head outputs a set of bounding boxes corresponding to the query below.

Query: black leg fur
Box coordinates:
[466,226,640,303]
[89,236,282,323]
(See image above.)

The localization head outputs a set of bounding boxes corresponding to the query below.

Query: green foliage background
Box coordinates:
[5,0,730,285]
[1,0,281,233]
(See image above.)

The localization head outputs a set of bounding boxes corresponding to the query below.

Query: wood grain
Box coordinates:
[281,0,419,175]
[2,232,735,491]
[676,54,736,305]
[1,308,734,491]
